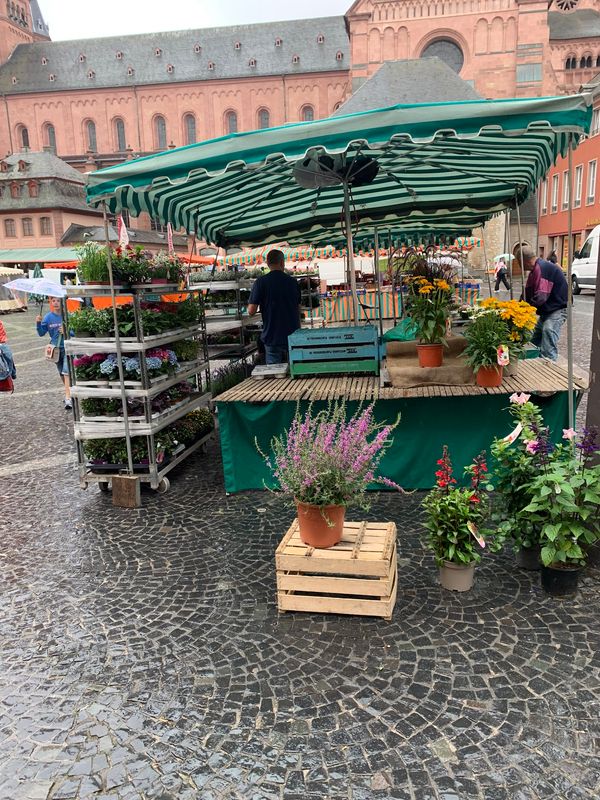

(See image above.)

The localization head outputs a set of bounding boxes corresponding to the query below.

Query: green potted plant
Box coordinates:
[69,306,97,338]
[479,298,537,375]
[463,310,510,387]
[518,423,600,597]
[260,402,402,548]
[87,308,113,337]
[77,242,109,285]
[111,245,151,286]
[422,446,500,591]
[404,275,455,367]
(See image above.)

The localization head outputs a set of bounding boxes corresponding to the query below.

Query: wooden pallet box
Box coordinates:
[287,325,382,377]
[276,520,397,620]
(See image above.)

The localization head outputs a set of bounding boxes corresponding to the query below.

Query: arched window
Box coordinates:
[22,217,33,236]
[114,118,126,151]
[225,110,238,134]
[43,123,56,151]
[154,115,167,150]
[18,125,29,148]
[257,108,270,129]
[4,219,15,237]
[86,120,97,152]
[301,105,314,122]
[40,216,52,235]
[184,113,196,145]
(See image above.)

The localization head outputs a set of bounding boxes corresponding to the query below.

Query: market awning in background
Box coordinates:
[0,247,80,264]
[86,94,591,248]
[221,243,337,266]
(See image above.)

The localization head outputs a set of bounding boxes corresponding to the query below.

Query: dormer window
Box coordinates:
[234,41,241,51]
[0,161,8,172]
[28,180,39,197]
[336,51,343,61]
[275,38,282,47]
[248,58,256,68]
[79,53,86,63]
[194,43,201,54]
[49,74,55,82]
[18,160,27,172]
[292,54,300,64]
[167,64,174,74]
[87,70,95,79]
[127,66,134,76]
[155,48,162,57]
[11,76,17,84]
[116,51,123,60]
[317,34,325,44]
[41,56,47,65]
[10,182,22,198]
[208,61,215,70]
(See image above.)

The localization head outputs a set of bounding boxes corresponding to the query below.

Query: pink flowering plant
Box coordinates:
[260,402,402,510]
[422,446,498,566]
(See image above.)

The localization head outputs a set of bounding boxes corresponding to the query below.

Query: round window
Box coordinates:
[421,39,464,73]
[555,0,579,10]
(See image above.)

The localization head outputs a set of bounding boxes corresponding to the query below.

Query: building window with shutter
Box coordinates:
[551,174,559,213]
[587,160,597,205]
[574,165,583,208]
[40,216,52,235]
[4,219,16,237]
[22,217,33,236]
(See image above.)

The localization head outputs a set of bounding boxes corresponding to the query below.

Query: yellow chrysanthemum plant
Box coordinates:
[405,275,456,345]
[479,298,537,360]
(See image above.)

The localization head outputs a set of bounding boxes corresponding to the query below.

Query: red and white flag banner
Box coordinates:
[117,215,129,247]
[167,222,175,255]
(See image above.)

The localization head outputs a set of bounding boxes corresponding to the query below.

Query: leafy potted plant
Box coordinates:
[404,275,455,367]
[480,298,537,375]
[422,446,499,591]
[77,242,109,285]
[69,306,97,338]
[463,310,510,387]
[111,245,151,286]
[149,252,184,285]
[518,424,600,597]
[260,402,402,548]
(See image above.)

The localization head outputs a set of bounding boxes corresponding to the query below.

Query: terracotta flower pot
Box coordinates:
[476,365,503,387]
[439,561,475,592]
[295,501,345,548]
[416,343,443,368]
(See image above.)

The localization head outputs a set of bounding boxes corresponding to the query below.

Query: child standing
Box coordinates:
[36,297,72,410]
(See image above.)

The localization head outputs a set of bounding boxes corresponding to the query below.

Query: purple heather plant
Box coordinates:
[260,402,404,509]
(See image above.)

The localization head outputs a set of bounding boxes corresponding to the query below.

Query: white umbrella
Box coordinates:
[4,278,82,300]
[493,253,515,262]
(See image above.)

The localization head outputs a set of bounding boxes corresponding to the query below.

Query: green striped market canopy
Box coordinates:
[86,94,591,248]
[222,243,337,266]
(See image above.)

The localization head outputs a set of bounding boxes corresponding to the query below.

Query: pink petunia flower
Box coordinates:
[562,428,576,441]
[509,392,531,405]
[525,439,539,454]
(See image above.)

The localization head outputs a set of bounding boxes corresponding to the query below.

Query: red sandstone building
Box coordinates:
[0,1,599,245]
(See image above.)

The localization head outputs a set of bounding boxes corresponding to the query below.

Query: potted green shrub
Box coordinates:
[69,306,97,338]
[518,424,600,597]
[463,310,510,387]
[422,446,500,591]
[260,402,402,548]
[77,242,109,285]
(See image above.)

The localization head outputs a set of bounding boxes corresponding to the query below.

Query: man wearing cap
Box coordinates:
[247,249,301,364]
[515,245,568,361]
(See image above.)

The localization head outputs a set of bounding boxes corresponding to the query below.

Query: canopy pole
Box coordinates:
[567,140,575,430]
[480,228,493,298]
[515,194,526,299]
[505,211,514,300]
[102,202,134,475]
[343,182,359,325]
[373,226,384,337]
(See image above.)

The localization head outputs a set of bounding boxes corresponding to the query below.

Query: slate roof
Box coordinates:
[549,9,600,41]
[29,0,50,37]
[333,58,481,116]
[0,150,99,213]
[0,16,348,94]
[60,224,187,247]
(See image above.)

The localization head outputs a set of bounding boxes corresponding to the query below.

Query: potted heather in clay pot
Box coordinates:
[261,402,402,548]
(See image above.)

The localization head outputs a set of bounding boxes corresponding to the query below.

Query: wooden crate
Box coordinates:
[287,325,382,377]
[276,520,397,620]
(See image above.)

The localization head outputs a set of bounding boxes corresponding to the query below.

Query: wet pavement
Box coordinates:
[1,309,599,800]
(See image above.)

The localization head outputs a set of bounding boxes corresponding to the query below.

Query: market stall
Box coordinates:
[85,93,592,489]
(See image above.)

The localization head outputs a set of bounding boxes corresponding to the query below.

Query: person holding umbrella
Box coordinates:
[493,256,511,292]
[36,296,72,410]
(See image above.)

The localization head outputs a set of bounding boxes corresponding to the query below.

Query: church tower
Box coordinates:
[0,1,50,65]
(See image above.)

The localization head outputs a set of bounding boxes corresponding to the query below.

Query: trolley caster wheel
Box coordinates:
[156,477,170,494]
[98,481,110,493]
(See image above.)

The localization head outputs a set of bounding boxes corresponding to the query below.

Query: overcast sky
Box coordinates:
[39,1,351,41]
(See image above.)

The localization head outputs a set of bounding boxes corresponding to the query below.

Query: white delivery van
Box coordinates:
[571,225,599,294]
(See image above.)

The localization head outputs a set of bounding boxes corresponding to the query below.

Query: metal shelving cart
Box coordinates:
[64,284,212,493]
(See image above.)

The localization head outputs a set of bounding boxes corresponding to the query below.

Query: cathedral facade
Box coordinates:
[0,0,599,174]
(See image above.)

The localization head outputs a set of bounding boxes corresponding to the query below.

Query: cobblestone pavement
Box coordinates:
[1,309,599,800]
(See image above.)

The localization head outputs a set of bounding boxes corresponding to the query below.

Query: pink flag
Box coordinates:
[167,222,174,255]
[117,215,129,247]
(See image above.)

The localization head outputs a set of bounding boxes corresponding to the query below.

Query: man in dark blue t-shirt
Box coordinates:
[247,249,301,364]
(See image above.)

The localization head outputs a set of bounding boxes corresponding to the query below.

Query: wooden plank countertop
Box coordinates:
[215,359,588,403]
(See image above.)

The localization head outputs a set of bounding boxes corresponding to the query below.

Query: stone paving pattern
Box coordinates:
[0,308,599,800]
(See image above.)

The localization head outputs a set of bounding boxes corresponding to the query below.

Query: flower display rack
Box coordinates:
[287,325,383,378]
[64,284,211,494]
[276,520,397,620]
